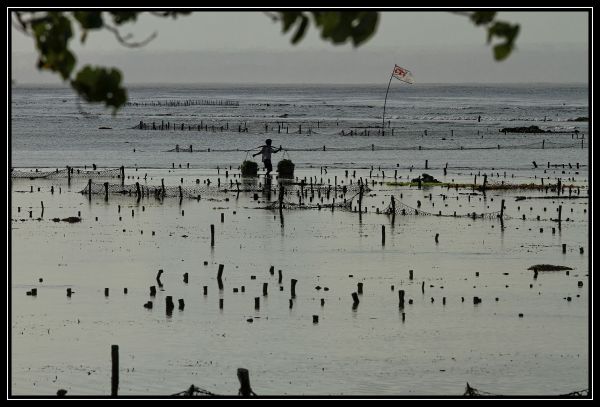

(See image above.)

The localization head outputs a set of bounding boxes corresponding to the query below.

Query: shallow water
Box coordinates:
[11,166,589,396]
[10,84,589,396]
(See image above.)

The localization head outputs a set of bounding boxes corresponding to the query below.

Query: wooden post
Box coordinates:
[382,225,385,246]
[183,273,188,284]
[562,244,567,254]
[237,368,255,396]
[357,282,363,294]
[165,296,175,313]
[409,270,413,280]
[217,264,224,290]
[253,297,260,310]
[120,166,125,186]
[278,269,282,284]
[352,292,359,306]
[358,184,363,214]
[398,290,405,308]
[161,178,165,198]
[211,224,215,247]
[104,182,109,201]
[111,345,119,396]
[263,283,268,296]
[558,205,562,227]
[500,199,505,229]
[291,279,297,298]
[156,269,164,287]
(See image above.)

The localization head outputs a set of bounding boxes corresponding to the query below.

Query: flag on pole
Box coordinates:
[392,64,414,84]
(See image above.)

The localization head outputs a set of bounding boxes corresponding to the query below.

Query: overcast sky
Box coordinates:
[10,10,589,84]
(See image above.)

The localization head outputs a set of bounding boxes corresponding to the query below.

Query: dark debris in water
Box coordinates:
[51,217,82,223]
[528,264,573,271]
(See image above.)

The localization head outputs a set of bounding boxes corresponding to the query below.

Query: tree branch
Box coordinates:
[103,23,157,48]
[12,16,31,36]
[264,12,279,22]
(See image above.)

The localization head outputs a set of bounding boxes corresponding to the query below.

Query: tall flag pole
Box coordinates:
[382,64,414,136]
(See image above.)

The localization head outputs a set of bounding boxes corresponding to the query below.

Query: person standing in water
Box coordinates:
[253,139,282,176]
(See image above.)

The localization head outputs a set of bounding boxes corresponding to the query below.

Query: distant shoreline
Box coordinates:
[11,82,589,88]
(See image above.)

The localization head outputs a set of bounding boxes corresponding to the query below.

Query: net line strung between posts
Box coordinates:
[464,383,589,397]
[384,196,505,220]
[164,140,585,153]
[80,180,366,200]
[11,167,121,179]
[170,384,217,397]
[264,190,360,211]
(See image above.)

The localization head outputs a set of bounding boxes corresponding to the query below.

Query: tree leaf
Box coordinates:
[493,43,512,61]
[73,11,103,29]
[291,15,309,44]
[470,11,496,26]
[71,65,127,111]
[281,12,301,32]
[31,13,76,79]
[351,12,379,46]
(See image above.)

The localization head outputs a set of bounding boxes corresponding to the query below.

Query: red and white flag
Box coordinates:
[392,64,414,84]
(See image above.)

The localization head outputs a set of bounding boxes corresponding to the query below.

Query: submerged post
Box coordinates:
[111,345,119,396]
[237,368,255,396]
[358,184,364,214]
[558,205,562,227]
[291,279,297,298]
[500,199,505,229]
[217,264,224,290]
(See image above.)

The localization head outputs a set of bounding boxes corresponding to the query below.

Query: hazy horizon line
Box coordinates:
[12,81,588,87]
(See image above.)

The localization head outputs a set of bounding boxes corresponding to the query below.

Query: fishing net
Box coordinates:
[126,99,239,107]
[164,141,586,153]
[171,384,216,397]
[464,383,589,397]
[464,382,497,396]
[384,197,503,220]
[11,167,121,180]
[79,179,366,205]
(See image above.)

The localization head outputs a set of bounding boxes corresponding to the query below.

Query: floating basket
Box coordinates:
[240,160,258,177]
[277,159,295,179]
